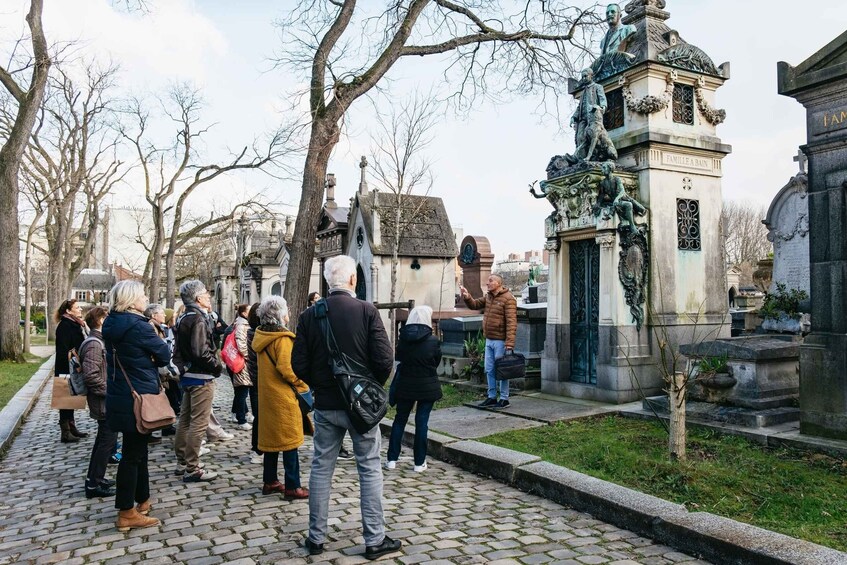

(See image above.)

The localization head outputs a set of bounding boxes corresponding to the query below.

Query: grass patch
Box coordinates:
[386,381,478,420]
[0,354,47,410]
[482,415,847,551]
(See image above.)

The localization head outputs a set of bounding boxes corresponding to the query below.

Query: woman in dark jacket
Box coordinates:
[246,303,261,459]
[80,306,116,499]
[54,298,88,443]
[386,306,442,472]
[103,281,170,532]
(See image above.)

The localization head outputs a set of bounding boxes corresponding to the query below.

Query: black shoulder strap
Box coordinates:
[315,298,342,363]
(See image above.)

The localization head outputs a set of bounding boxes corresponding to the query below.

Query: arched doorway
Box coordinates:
[356,264,367,301]
[271,282,281,296]
[728,286,737,308]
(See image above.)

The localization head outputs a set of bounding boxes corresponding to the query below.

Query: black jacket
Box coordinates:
[54,315,85,375]
[246,327,258,386]
[173,304,222,376]
[103,310,171,433]
[292,290,393,410]
[395,324,443,403]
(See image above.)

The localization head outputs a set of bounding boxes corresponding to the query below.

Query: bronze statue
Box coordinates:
[592,3,638,80]
[597,162,645,230]
[565,68,617,164]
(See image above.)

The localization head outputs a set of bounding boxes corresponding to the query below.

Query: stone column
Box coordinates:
[778,37,847,440]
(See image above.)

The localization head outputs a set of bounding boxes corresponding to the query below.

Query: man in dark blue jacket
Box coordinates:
[172,280,221,483]
[292,255,400,561]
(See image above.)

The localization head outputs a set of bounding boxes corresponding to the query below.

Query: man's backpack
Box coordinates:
[220,328,245,374]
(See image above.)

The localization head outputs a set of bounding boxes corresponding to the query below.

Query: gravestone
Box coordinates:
[458,235,494,298]
[778,29,847,440]
[763,153,809,297]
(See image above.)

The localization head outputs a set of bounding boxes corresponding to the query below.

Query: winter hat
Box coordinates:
[407,305,433,328]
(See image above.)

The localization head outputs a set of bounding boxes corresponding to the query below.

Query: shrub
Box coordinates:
[759,283,808,321]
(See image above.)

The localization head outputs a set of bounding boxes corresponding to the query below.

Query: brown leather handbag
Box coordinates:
[115,352,176,434]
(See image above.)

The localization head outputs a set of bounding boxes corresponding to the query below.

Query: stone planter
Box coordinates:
[761,313,810,334]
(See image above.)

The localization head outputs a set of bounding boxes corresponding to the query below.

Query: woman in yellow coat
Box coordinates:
[251,296,311,499]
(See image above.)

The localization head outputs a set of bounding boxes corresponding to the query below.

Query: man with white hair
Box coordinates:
[292,255,400,561]
[172,280,221,483]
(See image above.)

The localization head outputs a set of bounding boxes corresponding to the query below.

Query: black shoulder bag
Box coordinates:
[314,298,388,434]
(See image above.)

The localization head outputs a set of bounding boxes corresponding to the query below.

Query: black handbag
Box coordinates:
[495,350,527,381]
[315,298,388,434]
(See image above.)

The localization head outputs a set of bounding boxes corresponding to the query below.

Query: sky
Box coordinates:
[3,0,846,261]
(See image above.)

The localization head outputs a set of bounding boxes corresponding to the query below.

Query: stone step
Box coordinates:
[643,396,800,428]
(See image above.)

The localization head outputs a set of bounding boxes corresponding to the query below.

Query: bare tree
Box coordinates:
[6,63,127,337]
[369,93,437,343]
[276,1,599,324]
[121,83,292,307]
[721,200,771,284]
[0,0,50,360]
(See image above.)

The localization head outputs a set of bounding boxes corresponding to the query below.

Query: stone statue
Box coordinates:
[592,3,638,80]
[565,68,618,165]
[596,162,646,230]
[528,264,539,287]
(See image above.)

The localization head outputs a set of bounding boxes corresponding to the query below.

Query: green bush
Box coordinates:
[759,283,808,321]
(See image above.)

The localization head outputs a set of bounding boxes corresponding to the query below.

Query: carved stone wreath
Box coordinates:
[694,76,726,125]
[618,71,676,115]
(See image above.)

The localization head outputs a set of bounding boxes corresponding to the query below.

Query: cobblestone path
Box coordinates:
[0,378,711,564]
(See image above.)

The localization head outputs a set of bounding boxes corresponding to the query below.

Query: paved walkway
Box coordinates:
[0,379,711,564]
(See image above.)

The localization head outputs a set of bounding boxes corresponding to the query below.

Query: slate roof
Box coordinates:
[72,269,115,291]
[353,192,457,258]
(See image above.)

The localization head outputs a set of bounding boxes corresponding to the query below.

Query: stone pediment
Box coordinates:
[778,29,847,96]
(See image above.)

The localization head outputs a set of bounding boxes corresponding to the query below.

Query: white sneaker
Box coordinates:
[236,422,253,431]
[199,447,210,456]
[230,412,237,423]
[385,460,397,470]
[210,432,234,442]
[250,454,263,464]
[413,462,428,473]
[245,414,254,424]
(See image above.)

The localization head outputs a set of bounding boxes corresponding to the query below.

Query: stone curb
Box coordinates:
[381,417,847,565]
[0,355,54,456]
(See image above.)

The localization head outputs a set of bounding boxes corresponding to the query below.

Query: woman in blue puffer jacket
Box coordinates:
[102,280,170,532]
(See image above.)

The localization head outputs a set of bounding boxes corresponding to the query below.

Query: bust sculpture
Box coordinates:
[592,3,638,80]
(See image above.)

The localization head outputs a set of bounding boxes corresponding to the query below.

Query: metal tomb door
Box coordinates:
[569,239,600,384]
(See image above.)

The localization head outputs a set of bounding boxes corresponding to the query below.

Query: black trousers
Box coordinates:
[250,383,261,454]
[86,420,118,485]
[59,409,74,422]
[115,429,150,510]
[165,380,182,416]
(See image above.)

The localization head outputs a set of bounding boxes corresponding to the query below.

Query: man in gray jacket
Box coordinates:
[172,280,221,483]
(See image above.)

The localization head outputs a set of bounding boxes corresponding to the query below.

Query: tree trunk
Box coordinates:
[284,119,339,327]
[22,213,42,354]
[389,203,401,346]
[149,208,164,304]
[668,371,687,462]
[165,245,176,309]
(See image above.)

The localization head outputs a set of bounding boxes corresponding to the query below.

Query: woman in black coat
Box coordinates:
[103,281,170,532]
[54,298,88,443]
[386,305,442,472]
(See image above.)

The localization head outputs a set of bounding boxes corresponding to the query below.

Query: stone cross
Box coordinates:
[793,149,807,174]
[359,156,369,195]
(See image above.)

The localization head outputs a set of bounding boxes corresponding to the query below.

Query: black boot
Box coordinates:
[85,479,115,499]
[68,420,88,438]
[60,421,79,443]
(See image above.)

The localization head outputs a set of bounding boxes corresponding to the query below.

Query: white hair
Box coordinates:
[143,303,164,318]
[258,295,289,326]
[324,255,357,289]
[407,305,433,329]
[109,280,147,313]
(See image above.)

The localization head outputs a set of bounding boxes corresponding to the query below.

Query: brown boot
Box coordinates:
[116,508,160,532]
[60,421,79,443]
[68,420,88,438]
[136,499,152,515]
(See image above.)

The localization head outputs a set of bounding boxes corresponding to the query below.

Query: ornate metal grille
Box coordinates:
[677,199,701,250]
[604,89,624,131]
[672,84,694,125]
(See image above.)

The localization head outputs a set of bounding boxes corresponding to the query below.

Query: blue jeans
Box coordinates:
[232,386,250,424]
[263,449,301,489]
[308,409,385,547]
[485,339,508,400]
[387,400,434,466]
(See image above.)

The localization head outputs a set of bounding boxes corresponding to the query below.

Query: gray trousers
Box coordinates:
[174,382,214,473]
[308,409,385,547]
